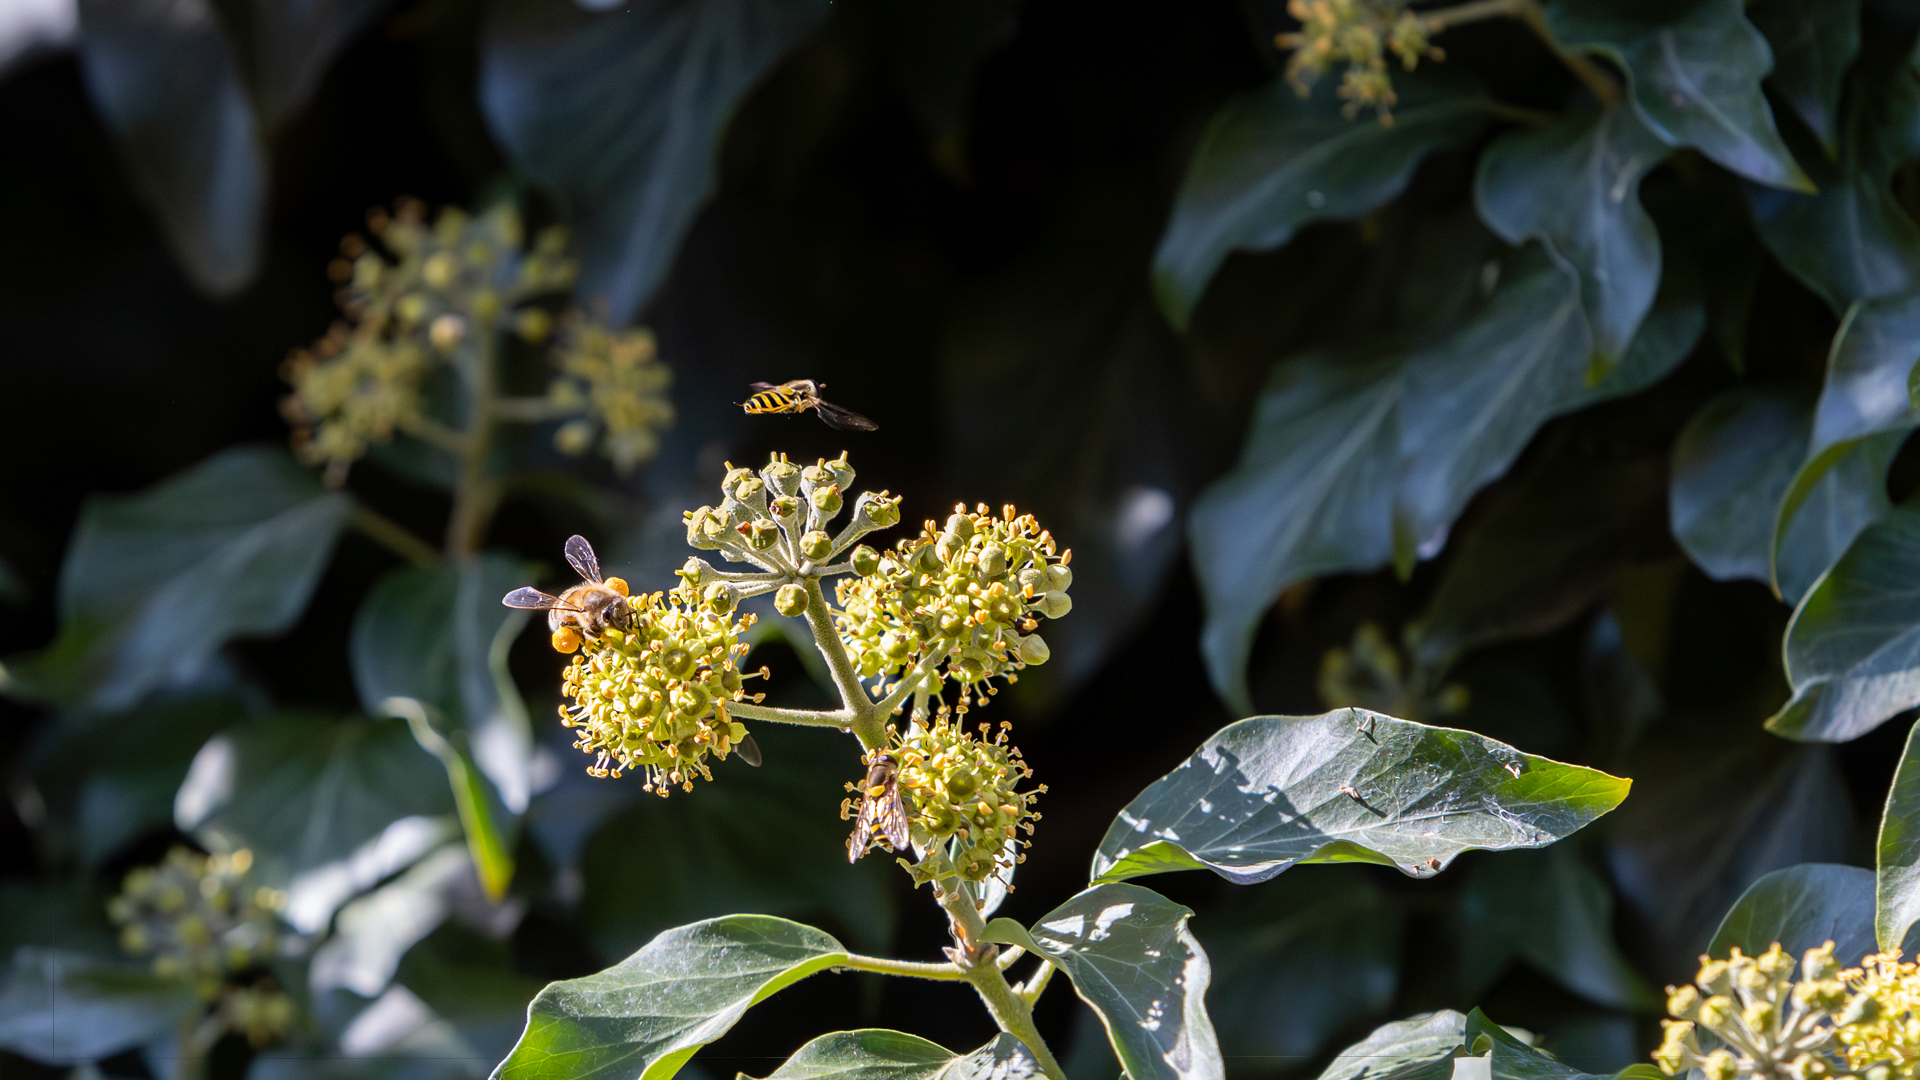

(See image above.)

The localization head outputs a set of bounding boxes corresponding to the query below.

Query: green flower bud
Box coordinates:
[555,419,595,456]
[703,583,737,614]
[800,530,832,561]
[742,519,780,550]
[824,452,855,489]
[944,512,975,542]
[679,558,708,586]
[771,495,801,523]
[1701,1050,1738,1080]
[1698,995,1734,1029]
[811,484,843,515]
[516,307,552,343]
[1652,1022,1694,1077]
[734,476,766,507]
[1044,564,1073,592]
[1804,941,1841,982]
[862,493,901,528]
[978,543,1008,577]
[423,251,457,289]
[1667,985,1701,1021]
[762,454,802,496]
[1017,634,1050,666]
[775,584,809,617]
[851,545,881,576]
[802,463,832,488]
[684,507,726,550]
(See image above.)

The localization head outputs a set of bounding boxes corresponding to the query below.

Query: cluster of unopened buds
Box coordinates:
[107,847,293,1047]
[557,580,760,794]
[845,718,1044,885]
[1276,0,1443,122]
[281,198,673,482]
[1655,942,1920,1080]
[1319,622,1467,721]
[835,504,1071,705]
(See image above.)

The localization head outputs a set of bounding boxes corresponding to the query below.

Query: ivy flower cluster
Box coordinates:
[557,582,760,793]
[107,847,293,1047]
[1655,943,1920,1080]
[280,198,674,483]
[1318,622,1468,722]
[1276,0,1443,122]
[853,719,1044,885]
[834,504,1071,704]
[682,452,900,575]
[547,318,675,474]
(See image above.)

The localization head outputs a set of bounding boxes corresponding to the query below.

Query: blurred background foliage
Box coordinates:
[2,0,1919,1078]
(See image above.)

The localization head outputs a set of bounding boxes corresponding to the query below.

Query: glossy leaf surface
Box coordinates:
[1708,863,1877,964]
[1155,74,1487,329]
[1547,0,1810,192]
[1464,1009,1663,1080]
[1090,709,1630,885]
[1748,0,1861,156]
[494,915,848,1080]
[482,0,831,322]
[1771,500,1920,741]
[1314,1012,1463,1080]
[76,0,266,294]
[984,883,1220,1080]
[1475,105,1664,362]
[744,1030,1041,1080]
[1880,722,1920,951]
[2,447,348,709]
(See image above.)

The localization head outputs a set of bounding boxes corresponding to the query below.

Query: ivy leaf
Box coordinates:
[1708,863,1877,964]
[217,0,391,129]
[351,556,534,897]
[1200,870,1403,1068]
[308,844,471,998]
[1671,387,1810,584]
[1748,0,1861,158]
[1454,844,1654,1011]
[1153,73,1488,329]
[1089,709,1630,886]
[1770,498,1920,742]
[1464,1009,1664,1080]
[0,447,349,709]
[0,949,198,1065]
[1748,38,1920,311]
[482,0,831,323]
[175,712,455,929]
[75,0,266,295]
[1474,105,1665,363]
[494,915,849,1080]
[982,883,1220,1080]
[1313,1012,1466,1080]
[1546,0,1811,192]
[743,1030,1042,1080]
[1879,722,1920,952]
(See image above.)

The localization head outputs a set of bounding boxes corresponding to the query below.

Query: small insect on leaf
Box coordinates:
[1339,784,1361,800]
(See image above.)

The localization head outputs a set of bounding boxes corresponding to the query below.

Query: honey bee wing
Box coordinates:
[563,535,604,583]
[502,587,566,610]
[812,398,879,432]
[734,732,763,767]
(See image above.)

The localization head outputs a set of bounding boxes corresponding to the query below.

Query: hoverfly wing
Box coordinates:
[747,381,780,392]
[563,534,603,583]
[503,586,565,610]
[876,785,910,852]
[735,732,763,768]
[812,398,879,432]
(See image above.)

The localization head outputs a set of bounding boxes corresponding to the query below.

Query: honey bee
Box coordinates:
[741,380,879,432]
[502,534,635,654]
[846,750,910,862]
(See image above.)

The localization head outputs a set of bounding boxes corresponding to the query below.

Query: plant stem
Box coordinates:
[935,885,1068,1080]
[726,701,853,728]
[350,502,441,566]
[835,953,968,981]
[1017,960,1057,1006]
[802,578,889,749]
[493,395,571,422]
[446,324,501,557]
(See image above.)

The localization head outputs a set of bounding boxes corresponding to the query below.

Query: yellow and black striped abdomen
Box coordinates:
[743,388,804,415]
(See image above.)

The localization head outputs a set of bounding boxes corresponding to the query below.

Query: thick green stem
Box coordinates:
[802,578,890,749]
[835,953,968,981]
[726,701,853,728]
[935,885,1068,1080]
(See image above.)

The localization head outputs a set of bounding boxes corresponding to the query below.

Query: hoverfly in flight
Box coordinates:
[741,380,879,432]
[501,535,764,769]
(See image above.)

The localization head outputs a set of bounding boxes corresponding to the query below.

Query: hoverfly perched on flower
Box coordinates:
[501,534,634,654]
[845,749,910,862]
[741,380,879,432]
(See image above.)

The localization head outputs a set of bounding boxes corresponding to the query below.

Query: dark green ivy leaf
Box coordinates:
[1707,863,1877,964]
[494,915,849,1080]
[1747,39,1920,311]
[1463,1009,1664,1080]
[482,0,831,323]
[1153,73,1488,330]
[1089,709,1630,885]
[216,0,392,130]
[1879,722,1920,952]
[76,0,266,295]
[1747,0,1862,158]
[1474,105,1665,363]
[1770,498,1920,741]
[0,949,196,1065]
[742,1030,1042,1080]
[0,447,349,709]
[1546,0,1812,192]
[983,883,1220,1080]
[1454,844,1654,1011]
